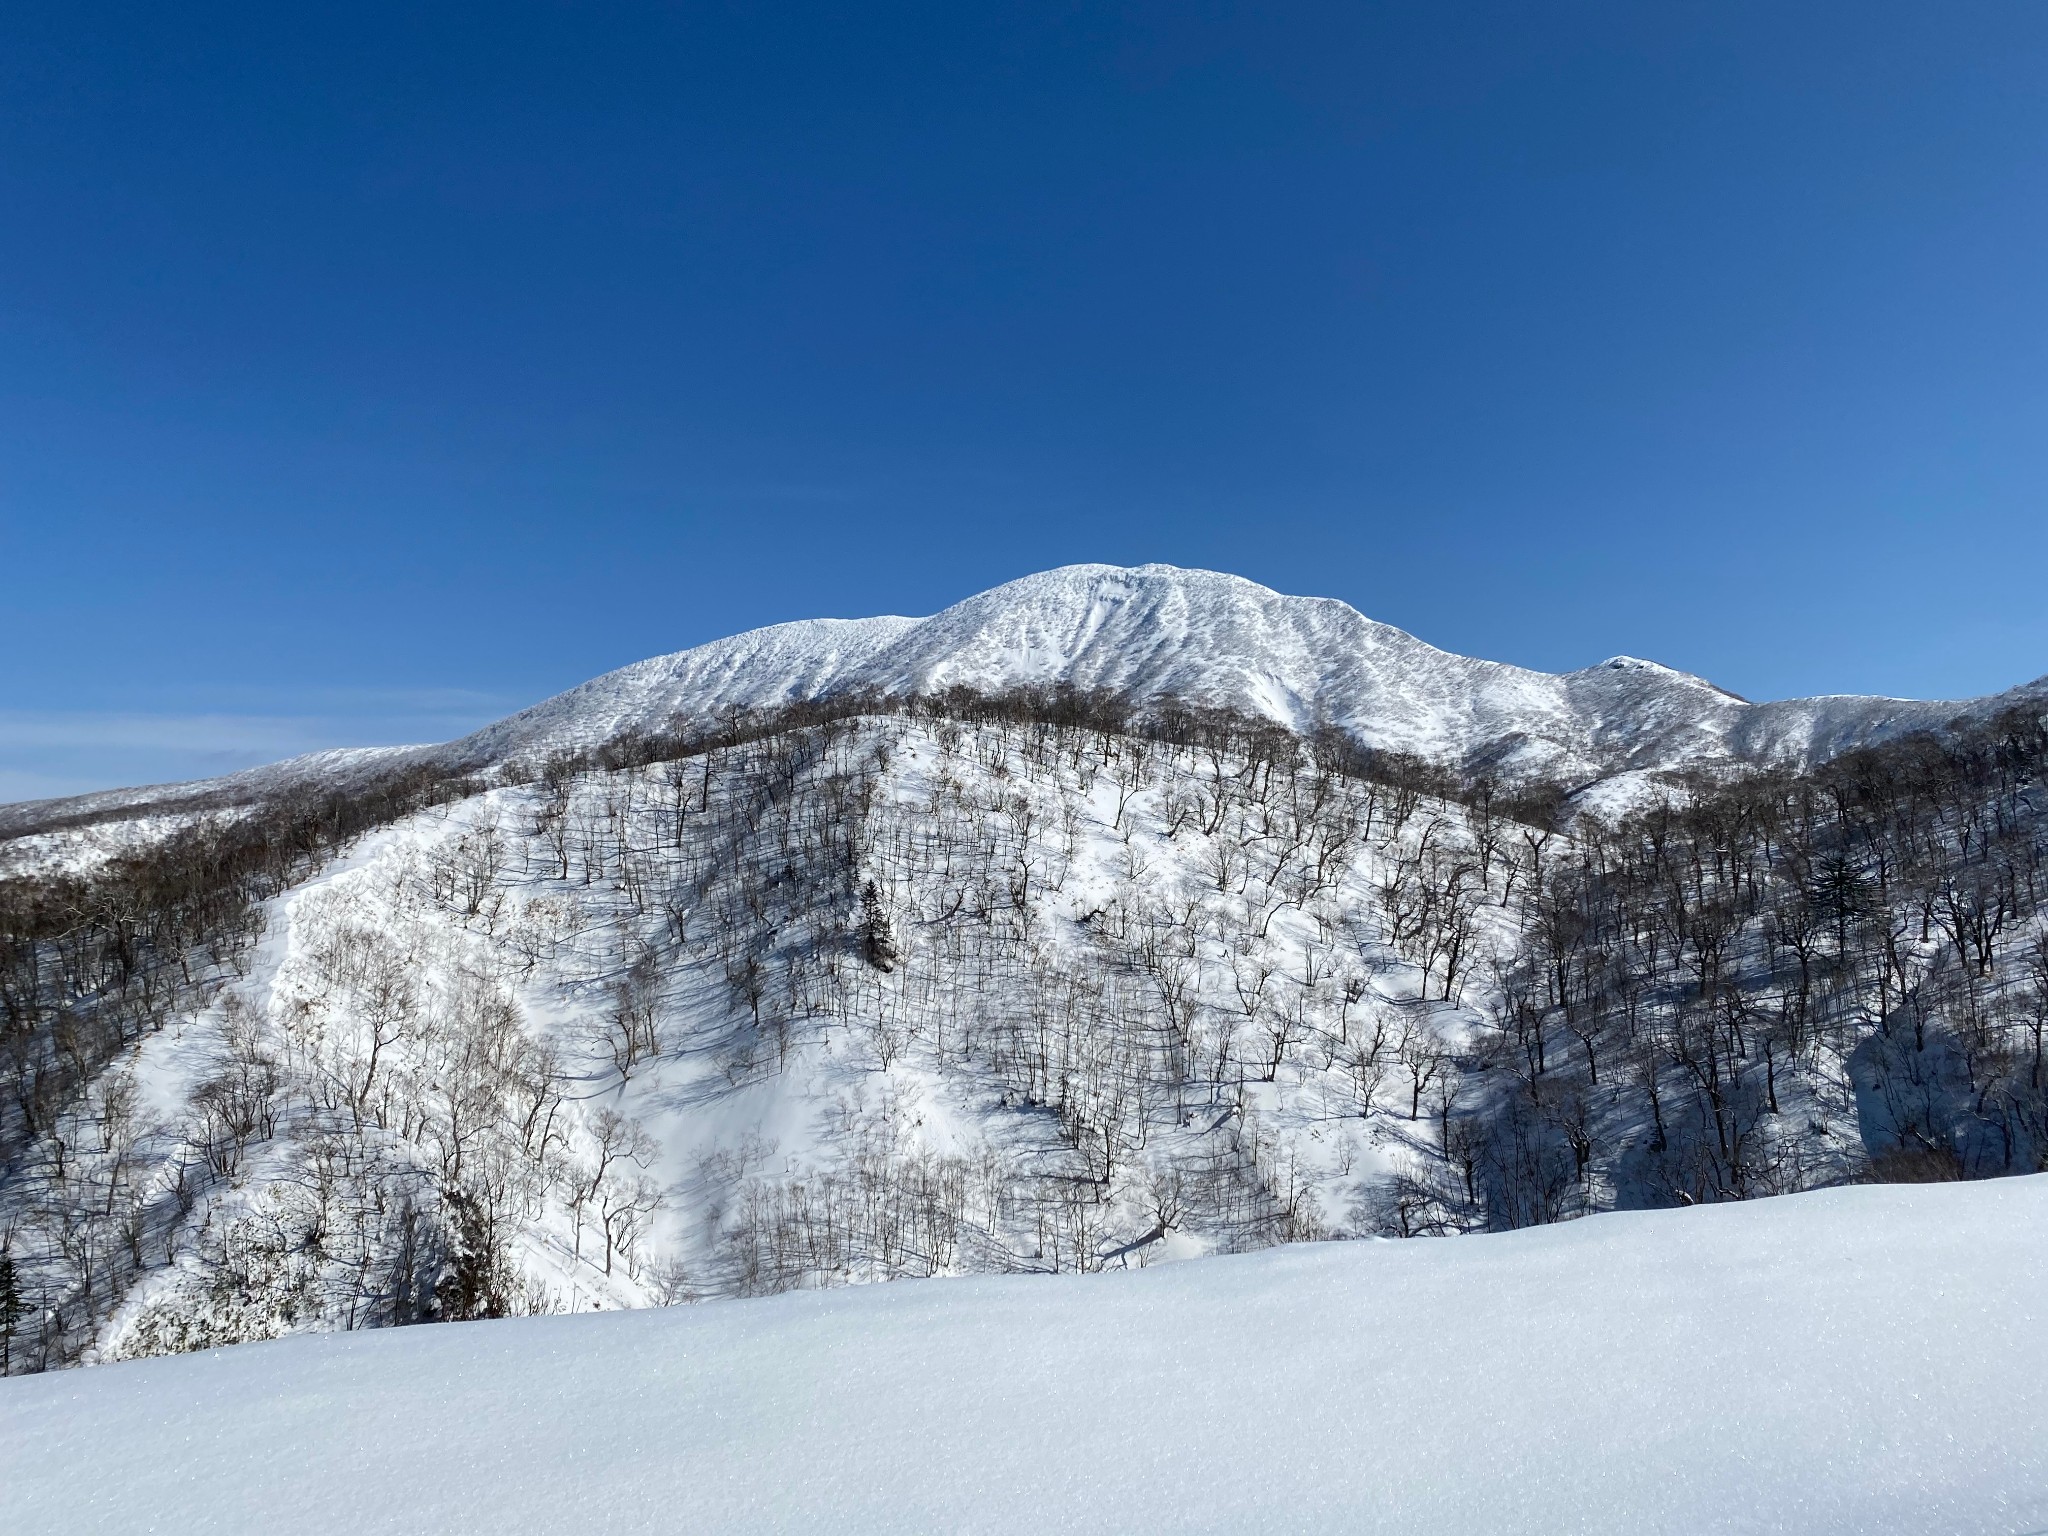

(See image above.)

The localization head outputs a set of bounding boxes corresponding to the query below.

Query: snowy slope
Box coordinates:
[445,614,922,769]
[48,709,1473,1357]
[0,745,435,842]
[5,1176,2043,1536]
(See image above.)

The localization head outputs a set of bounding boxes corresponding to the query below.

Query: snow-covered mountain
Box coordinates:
[1,563,2043,1397]
[451,562,2037,784]
[6,564,2040,839]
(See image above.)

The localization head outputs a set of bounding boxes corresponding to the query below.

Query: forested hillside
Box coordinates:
[2,683,2044,1373]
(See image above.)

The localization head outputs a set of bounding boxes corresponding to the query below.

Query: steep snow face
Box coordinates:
[859,565,1585,768]
[447,615,921,768]
[7,1177,2044,1536]
[438,563,2039,785]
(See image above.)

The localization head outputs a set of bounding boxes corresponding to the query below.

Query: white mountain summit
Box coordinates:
[444,562,2033,786]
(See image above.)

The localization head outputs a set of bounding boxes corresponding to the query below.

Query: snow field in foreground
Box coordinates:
[4,1176,2046,1536]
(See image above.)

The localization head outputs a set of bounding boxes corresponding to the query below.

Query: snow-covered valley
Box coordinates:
[6,1176,2044,1535]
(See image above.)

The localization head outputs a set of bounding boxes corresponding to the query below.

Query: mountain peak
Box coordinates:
[436,562,1987,784]
[5,563,2031,831]
[1590,655,1680,674]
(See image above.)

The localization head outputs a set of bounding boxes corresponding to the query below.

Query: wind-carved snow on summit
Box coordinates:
[446,563,2037,787]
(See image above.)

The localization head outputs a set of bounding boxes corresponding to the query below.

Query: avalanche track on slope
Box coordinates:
[4,1176,2043,1536]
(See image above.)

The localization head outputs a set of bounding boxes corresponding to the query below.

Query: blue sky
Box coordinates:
[4,2,2045,800]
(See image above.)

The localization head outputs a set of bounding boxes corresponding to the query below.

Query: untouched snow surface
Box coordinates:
[6,1177,2046,1536]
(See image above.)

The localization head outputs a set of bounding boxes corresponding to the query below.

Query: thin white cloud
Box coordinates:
[0,701,511,805]
[0,712,370,753]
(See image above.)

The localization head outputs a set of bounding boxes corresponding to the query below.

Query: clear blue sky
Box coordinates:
[4,2,2045,799]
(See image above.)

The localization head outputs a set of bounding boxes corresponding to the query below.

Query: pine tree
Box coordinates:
[0,1246,26,1375]
[860,880,898,972]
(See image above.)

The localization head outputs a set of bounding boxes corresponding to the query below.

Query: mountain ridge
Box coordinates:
[2,562,2044,1388]
[5,563,2043,836]
[383,562,2048,786]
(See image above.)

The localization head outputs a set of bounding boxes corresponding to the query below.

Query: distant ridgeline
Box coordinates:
[2,675,2046,1374]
